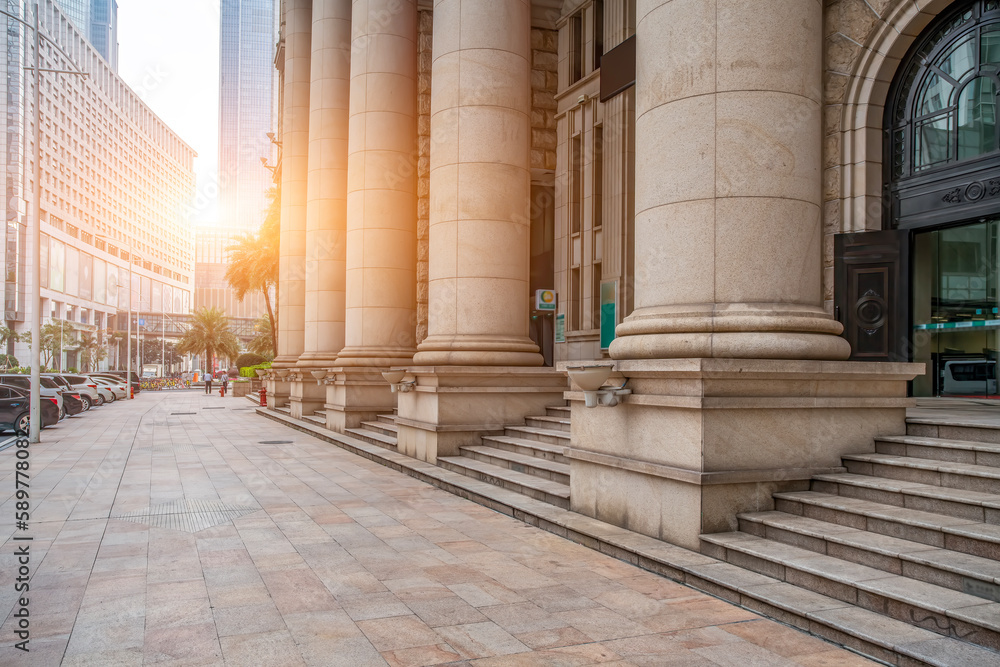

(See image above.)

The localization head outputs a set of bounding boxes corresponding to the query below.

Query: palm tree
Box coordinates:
[224,187,279,357]
[246,314,274,359]
[176,307,240,376]
[0,325,21,354]
[77,331,107,372]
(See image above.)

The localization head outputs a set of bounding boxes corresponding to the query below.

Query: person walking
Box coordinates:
[221,374,229,397]
[205,372,213,395]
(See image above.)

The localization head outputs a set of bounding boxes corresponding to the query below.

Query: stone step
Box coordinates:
[877,434,1000,467]
[479,434,568,464]
[774,490,1000,560]
[503,424,571,447]
[344,427,397,450]
[437,456,570,509]
[274,406,292,415]
[546,405,570,418]
[524,415,571,432]
[302,414,326,426]
[810,471,1000,525]
[360,420,398,438]
[737,510,1000,599]
[700,532,1000,653]
[459,445,570,485]
[842,453,1000,495]
[908,419,1000,446]
[376,413,397,425]
[313,409,327,418]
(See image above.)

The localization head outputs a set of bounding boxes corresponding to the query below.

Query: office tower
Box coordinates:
[55,0,118,70]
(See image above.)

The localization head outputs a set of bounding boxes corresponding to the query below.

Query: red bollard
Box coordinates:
[259,385,267,407]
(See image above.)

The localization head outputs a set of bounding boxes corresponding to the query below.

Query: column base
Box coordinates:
[323,367,397,432]
[565,358,923,551]
[295,352,340,369]
[265,377,291,408]
[395,366,567,463]
[413,335,544,367]
[270,355,300,369]
[609,304,852,361]
[288,371,327,419]
[333,346,416,368]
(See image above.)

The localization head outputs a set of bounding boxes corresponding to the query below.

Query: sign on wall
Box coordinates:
[555,313,565,343]
[600,281,617,350]
[535,289,556,311]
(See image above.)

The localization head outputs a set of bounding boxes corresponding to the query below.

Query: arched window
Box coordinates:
[886,1,1000,228]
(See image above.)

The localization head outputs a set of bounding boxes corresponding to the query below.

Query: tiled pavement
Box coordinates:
[0,390,876,666]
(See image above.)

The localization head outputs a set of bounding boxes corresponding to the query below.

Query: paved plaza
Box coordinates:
[0,390,875,666]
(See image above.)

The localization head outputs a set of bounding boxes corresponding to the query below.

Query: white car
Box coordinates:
[92,376,127,400]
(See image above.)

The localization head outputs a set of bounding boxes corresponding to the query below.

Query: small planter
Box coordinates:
[232,381,250,397]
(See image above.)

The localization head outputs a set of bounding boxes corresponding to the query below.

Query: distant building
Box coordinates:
[2,0,195,370]
[55,0,118,70]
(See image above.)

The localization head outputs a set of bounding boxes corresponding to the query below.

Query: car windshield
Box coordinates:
[40,377,59,389]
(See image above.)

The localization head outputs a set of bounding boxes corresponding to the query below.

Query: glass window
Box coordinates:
[958,76,998,158]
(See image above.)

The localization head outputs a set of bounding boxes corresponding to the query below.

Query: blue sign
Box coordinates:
[137,318,145,326]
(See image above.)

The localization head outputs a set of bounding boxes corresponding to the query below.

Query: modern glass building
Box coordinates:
[55,0,117,70]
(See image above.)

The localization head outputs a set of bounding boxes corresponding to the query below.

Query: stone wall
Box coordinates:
[531,28,558,171]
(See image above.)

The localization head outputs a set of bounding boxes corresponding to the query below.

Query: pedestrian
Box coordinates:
[221,374,229,397]
[205,372,213,395]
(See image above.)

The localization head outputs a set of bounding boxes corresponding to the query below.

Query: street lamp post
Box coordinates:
[97,234,136,400]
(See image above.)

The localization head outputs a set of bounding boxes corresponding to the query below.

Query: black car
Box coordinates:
[0,384,58,433]
[62,391,84,416]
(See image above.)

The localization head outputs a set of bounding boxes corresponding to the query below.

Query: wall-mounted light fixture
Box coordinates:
[382,369,415,393]
[567,365,631,408]
[310,370,328,385]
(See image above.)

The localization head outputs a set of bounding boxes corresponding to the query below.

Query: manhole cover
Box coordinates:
[203,407,225,410]
[112,499,261,533]
[171,412,197,415]
[259,440,292,445]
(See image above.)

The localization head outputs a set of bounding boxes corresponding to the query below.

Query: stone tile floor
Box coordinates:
[0,390,877,666]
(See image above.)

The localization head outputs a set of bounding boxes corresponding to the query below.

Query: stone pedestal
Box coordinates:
[566,359,923,551]
[323,367,397,432]
[266,377,291,409]
[395,367,567,463]
[288,372,327,419]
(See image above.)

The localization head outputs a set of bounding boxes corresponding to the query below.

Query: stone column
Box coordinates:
[297,0,351,369]
[321,0,419,432]
[273,0,312,369]
[335,0,418,368]
[608,0,850,362]
[411,0,542,367]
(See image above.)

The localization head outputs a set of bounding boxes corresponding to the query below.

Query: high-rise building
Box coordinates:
[2,0,195,370]
[55,0,118,70]
[196,0,278,329]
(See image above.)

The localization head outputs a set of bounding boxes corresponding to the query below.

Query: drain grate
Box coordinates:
[259,440,292,445]
[170,412,197,415]
[203,406,225,410]
[112,498,261,533]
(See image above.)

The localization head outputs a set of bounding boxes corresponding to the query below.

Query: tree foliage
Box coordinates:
[77,331,107,372]
[245,315,274,359]
[176,307,240,373]
[225,187,279,357]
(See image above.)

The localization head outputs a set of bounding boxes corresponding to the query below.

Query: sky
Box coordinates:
[116,0,221,225]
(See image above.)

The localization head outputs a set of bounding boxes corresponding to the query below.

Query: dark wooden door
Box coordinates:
[834,230,910,362]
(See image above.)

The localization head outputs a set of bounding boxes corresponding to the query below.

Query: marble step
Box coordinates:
[524,415,571,432]
[302,413,326,426]
[503,424,571,447]
[908,419,1000,446]
[376,413,398,425]
[459,445,570,484]
[313,409,327,418]
[774,490,1000,560]
[438,456,570,509]
[877,435,1000,467]
[344,427,397,450]
[700,532,1000,653]
[274,406,292,415]
[360,420,398,438]
[842,453,1000,495]
[810,471,1000,524]
[738,510,1000,598]
[479,434,568,464]
[546,405,570,418]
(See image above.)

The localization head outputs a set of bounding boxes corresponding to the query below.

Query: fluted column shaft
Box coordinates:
[412,0,541,367]
[298,0,352,367]
[274,0,312,367]
[609,0,849,361]
[336,0,419,367]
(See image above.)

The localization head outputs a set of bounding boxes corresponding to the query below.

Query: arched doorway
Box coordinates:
[886,0,1000,396]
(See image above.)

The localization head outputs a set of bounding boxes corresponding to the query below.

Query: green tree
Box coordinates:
[225,187,279,358]
[0,325,22,353]
[245,315,274,360]
[176,308,240,375]
[77,331,107,372]
[38,320,74,369]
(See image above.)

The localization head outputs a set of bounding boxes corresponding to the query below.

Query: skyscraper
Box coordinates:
[55,0,118,70]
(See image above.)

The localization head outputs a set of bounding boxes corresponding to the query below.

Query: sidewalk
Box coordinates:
[0,391,874,666]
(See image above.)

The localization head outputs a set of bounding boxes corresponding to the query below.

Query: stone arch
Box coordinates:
[834,0,959,233]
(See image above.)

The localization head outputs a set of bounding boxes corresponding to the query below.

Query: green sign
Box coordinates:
[555,313,565,343]
[600,281,617,350]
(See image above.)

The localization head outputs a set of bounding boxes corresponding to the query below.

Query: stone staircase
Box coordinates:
[700,418,1000,663]
[438,405,571,508]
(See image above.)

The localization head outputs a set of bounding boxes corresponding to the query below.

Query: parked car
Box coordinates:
[62,391,85,416]
[0,374,64,419]
[85,376,117,404]
[101,370,140,394]
[91,375,127,400]
[0,384,59,433]
[43,373,101,411]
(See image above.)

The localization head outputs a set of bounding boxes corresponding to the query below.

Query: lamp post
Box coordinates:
[97,234,136,400]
